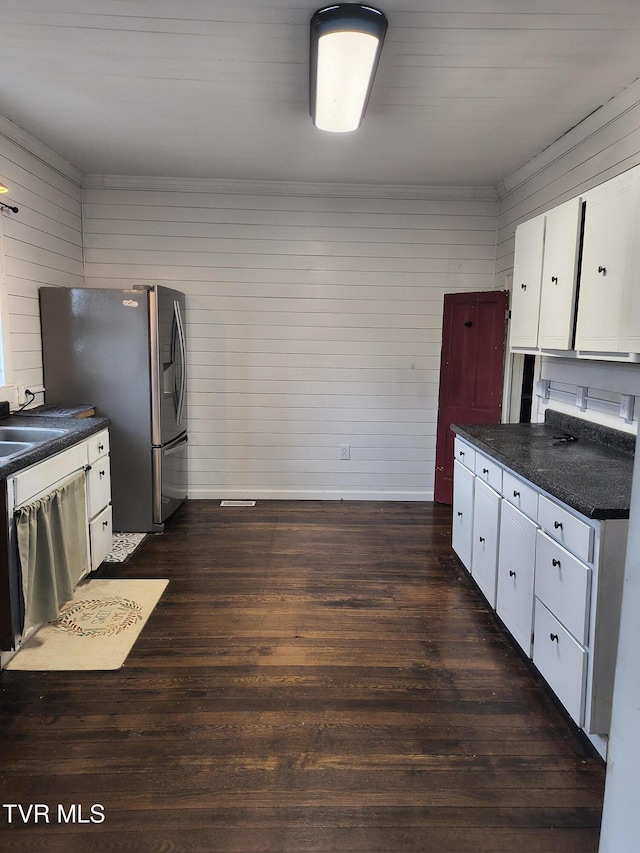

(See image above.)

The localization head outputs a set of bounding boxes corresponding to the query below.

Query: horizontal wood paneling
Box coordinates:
[83,183,497,500]
[0,126,83,405]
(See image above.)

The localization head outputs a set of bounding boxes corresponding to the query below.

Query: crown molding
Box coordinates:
[497,75,640,200]
[83,173,498,201]
[0,114,84,185]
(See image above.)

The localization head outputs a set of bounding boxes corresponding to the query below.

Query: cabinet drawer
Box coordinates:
[537,495,594,563]
[13,443,87,506]
[454,437,475,472]
[89,505,112,571]
[474,451,503,493]
[535,531,591,645]
[87,429,109,464]
[533,600,587,726]
[86,456,111,519]
[502,470,538,520]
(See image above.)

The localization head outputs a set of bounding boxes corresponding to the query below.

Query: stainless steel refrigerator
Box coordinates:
[40,285,188,533]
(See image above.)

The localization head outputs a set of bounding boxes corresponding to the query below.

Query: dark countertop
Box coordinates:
[451,412,636,520]
[0,414,110,478]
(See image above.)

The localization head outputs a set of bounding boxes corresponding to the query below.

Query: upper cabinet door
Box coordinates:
[509,215,545,349]
[620,176,640,354]
[538,197,584,350]
[575,171,636,353]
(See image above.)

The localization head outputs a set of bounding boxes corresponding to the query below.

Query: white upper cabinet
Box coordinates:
[575,170,637,356]
[538,196,583,350]
[510,165,640,362]
[509,215,545,349]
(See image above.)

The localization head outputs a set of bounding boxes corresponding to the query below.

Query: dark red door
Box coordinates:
[434,291,508,504]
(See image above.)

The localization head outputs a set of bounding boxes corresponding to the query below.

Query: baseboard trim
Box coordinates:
[188,488,434,502]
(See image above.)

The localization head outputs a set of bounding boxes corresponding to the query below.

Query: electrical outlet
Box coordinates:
[339,444,350,460]
[16,385,26,405]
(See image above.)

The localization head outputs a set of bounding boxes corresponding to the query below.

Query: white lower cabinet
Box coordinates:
[535,531,591,645]
[496,501,536,656]
[533,600,588,726]
[85,431,112,571]
[4,428,112,653]
[471,478,501,607]
[452,459,474,571]
[451,437,628,758]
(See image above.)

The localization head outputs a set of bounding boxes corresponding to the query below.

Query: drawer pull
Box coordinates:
[554,521,563,530]
[598,265,607,275]
[520,282,527,290]
[551,275,558,284]
[98,443,105,452]
[459,450,464,457]
[457,511,463,517]
[102,520,109,529]
[479,536,485,543]
[509,570,516,578]
[99,470,105,478]
[552,558,561,568]
[550,633,559,643]
[482,467,489,474]
[513,490,520,498]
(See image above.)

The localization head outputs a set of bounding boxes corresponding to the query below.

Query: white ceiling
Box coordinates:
[2,1,640,187]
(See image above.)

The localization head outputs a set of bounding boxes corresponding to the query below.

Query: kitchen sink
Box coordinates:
[0,440,34,459]
[0,426,68,443]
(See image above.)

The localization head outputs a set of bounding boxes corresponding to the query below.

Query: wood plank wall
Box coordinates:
[0,119,84,406]
[496,78,640,429]
[82,180,497,500]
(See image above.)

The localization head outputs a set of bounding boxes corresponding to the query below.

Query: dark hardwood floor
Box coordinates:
[0,501,605,852]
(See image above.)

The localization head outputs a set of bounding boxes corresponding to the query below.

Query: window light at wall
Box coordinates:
[310,4,388,133]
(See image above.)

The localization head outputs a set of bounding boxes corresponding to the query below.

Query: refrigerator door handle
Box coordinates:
[174,299,187,426]
[164,432,189,455]
[150,288,162,446]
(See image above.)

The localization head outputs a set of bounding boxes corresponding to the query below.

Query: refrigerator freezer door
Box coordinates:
[152,286,187,446]
[153,432,189,525]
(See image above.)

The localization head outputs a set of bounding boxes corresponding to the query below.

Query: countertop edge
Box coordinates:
[0,415,110,479]
[451,423,630,520]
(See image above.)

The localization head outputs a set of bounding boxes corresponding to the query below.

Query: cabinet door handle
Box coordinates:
[598,265,607,275]
[550,633,559,643]
[520,282,527,290]
[513,490,520,498]
[554,521,563,530]
[99,470,106,478]
[459,450,464,457]
[482,467,489,474]
[551,276,558,284]
[479,536,485,543]
[102,520,109,529]
[552,558,561,568]
[509,570,516,577]
[457,511,463,517]
[98,443,105,452]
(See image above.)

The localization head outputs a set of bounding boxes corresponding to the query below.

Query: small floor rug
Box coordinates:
[103,532,147,563]
[5,578,168,671]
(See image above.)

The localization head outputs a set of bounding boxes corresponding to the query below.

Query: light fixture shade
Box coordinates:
[310,5,388,133]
